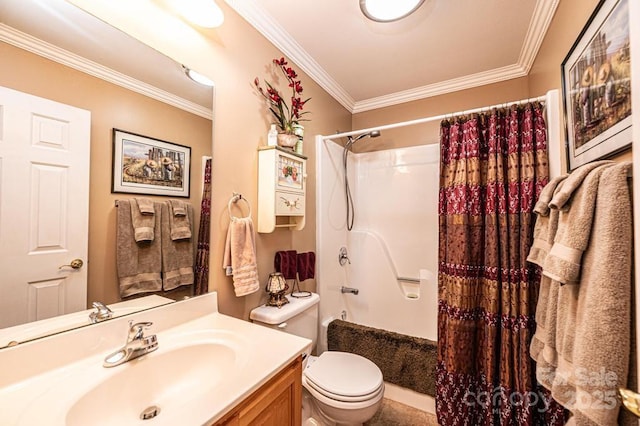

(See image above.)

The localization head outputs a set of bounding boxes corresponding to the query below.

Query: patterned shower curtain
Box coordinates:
[436,104,566,425]
[194,158,212,296]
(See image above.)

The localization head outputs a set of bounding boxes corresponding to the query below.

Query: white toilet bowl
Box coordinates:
[302,351,384,425]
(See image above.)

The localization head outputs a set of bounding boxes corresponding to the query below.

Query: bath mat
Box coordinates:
[327,319,436,396]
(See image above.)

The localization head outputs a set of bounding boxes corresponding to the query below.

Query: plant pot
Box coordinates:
[277,133,299,148]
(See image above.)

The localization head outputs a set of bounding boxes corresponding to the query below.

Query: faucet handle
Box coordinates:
[128,321,153,341]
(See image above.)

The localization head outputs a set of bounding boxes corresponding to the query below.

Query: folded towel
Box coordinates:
[223,217,260,296]
[296,252,316,281]
[160,202,194,291]
[548,160,613,210]
[528,178,566,266]
[275,250,298,280]
[544,163,613,284]
[136,197,155,215]
[116,200,162,297]
[130,198,155,242]
[168,200,192,240]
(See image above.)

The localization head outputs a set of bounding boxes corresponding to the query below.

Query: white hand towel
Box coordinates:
[223,217,260,297]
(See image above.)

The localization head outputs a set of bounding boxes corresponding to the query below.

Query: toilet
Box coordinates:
[250,293,384,426]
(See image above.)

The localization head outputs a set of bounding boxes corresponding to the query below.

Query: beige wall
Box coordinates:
[352,77,530,152]
[63,2,353,318]
[528,0,632,170]
[0,42,212,306]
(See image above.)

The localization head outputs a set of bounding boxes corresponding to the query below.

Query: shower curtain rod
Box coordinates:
[322,93,548,141]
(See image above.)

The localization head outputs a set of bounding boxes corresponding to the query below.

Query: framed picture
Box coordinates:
[112,129,191,197]
[562,0,632,171]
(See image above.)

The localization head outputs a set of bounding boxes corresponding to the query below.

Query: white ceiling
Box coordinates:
[0,0,213,118]
[226,0,559,113]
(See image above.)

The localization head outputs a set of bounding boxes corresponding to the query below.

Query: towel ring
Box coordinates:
[228,193,252,220]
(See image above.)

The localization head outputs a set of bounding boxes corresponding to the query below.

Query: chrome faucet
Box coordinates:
[89,301,113,323]
[103,321,158,368]
[341,286,359,295]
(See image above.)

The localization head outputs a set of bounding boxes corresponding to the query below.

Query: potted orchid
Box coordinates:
[254,57,311,146]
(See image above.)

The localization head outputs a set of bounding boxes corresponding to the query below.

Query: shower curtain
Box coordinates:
[436,104,566,425]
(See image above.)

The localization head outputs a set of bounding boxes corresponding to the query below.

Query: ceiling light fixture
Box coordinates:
[170,0,224,28]
[359,0,425,22]
[183,66,215,87]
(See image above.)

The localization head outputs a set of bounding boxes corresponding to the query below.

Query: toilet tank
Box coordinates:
[250,293,320,352]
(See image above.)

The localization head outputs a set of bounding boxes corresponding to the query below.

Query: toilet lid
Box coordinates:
[303,352,383,398]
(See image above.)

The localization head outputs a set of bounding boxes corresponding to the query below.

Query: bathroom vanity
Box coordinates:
[0,292,310,425]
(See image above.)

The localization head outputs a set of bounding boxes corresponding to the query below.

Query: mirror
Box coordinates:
[0,0,213,347]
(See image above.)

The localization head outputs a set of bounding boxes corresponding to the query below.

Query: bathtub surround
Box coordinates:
[530,162,634,425]
[436,103,567,425]
[327,319,436,396]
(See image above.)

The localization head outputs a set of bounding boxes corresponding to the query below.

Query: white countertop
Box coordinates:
[0,292,311,425]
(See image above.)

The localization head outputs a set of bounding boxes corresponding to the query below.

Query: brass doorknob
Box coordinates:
[619,388,640,417]
[59,259,84,270]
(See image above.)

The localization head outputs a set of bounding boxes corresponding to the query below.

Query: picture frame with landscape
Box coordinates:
[561,0,632,171]
[112,129,191,197]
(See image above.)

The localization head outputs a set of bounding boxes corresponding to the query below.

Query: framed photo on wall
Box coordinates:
[112,129,191,197]
[561,0,632,171]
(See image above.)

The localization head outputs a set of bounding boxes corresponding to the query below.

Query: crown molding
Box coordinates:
[227,0,558,114]
[353,63,528,113]
[518,0,559,74]
[0,24,213,120]
[224,0,355,112]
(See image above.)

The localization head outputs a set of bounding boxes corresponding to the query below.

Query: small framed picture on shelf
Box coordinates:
[561,0,632,171]
[112,129,191,197]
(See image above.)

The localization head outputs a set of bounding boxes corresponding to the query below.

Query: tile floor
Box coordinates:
[364,398,438,425]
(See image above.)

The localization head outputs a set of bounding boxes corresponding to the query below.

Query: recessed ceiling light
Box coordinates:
[183,66,215,87]
[359,0,425,22]
[169,0,224,28]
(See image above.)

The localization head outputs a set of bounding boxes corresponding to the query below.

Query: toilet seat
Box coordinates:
[303,352,383,403]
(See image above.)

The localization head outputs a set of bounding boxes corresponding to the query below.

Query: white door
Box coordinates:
[0,86,90,328]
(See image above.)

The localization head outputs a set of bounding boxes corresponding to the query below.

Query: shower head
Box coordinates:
[346,130,381,148]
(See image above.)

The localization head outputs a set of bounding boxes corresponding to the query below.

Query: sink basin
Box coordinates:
[66,342,237,425]
[1,292,311,426]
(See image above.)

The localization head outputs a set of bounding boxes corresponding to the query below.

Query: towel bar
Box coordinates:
[397,276,420,283]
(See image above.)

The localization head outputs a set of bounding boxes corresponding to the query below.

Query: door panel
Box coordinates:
[0,86,90,328]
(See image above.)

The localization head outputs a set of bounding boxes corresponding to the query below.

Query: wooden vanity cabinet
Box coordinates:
[213,356,302,426]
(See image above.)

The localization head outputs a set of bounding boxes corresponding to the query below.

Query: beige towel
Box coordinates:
[528,175,568,265]
[544,163,613,284]
[530,162,633,425]
[566,162,632,425]
[529,179,566,388]
[168,200,192,240]
[116,200,162,297]
[161,202,194,291]
[130,198,155,242]
[136,197,155,214]
[548,160,613,210]
[223,217,260,296]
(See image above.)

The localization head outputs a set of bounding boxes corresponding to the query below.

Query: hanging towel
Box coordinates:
[547,160,613,210]
[167,199,192,240]
[130,198,156,242]
[136,197,155,215]
[296,252,316,281]
[223,217,260,296]
[274,250,297,280]
[527,174,568,265]
[160,202,194,291]
[116,200,162,297]
[168,199,191,239]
